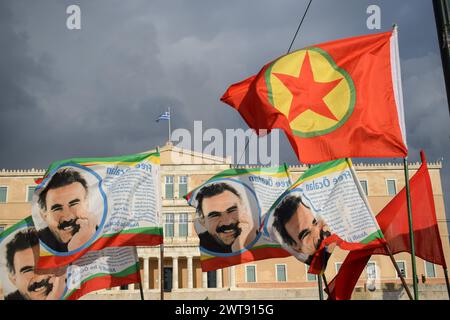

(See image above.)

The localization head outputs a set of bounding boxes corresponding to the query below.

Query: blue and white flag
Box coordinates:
[156,111,170,122]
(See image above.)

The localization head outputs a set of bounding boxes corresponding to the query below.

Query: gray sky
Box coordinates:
[1,1,449,226]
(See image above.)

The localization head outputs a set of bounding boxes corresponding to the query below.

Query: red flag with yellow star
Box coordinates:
[221,30,408,164]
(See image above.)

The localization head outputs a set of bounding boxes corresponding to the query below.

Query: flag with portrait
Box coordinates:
[0,217,141,300]
[185,165,292,271]
[265,158,385,274]
[31,151,162,269]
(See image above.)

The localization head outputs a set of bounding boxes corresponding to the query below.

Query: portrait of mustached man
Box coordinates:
[195,182,258,254]
[37,169,98,252]
[273,194,335,264]
[5,228,66,300]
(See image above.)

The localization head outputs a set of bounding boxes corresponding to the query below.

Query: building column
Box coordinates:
[172,257,179,290]
[143,257,149,290]
[187,256,193,289]
[217,269,222,288]
[202,272,208,288]
[229,266,236,288]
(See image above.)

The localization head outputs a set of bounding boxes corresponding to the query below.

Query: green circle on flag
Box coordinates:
[265,47,356,138]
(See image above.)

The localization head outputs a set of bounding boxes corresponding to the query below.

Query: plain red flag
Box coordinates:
[221,30,408,164]
[326,151,447,300]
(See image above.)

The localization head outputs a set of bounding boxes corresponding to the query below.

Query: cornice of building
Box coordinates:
[352,161,442,170]
[0,168,46,176]
[233,161,442,171]
[1,146,443,177]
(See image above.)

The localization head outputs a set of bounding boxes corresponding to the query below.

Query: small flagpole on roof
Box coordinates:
[168,107,171,144]
[156,108,172,144]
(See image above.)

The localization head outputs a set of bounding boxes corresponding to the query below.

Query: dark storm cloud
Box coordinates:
[0,2,55,114]
[0,0,449,221]
[0,0,177,163]
[0,1,60,164]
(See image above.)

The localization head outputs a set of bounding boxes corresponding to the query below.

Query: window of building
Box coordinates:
[396,261,407,278]
[359,180,368,196]
[207,270,217,288]
[119,284,129,290]
[276,264,287,282]
[179,176,188,198]
[306,271,317,282]
[335,262,343,274]
[425,261,436,278]
[0,186,7,203]
[164,213,174,237]
[386,179,397,196]
[27,186,36,202]
[178,213,188,237]
[246,265,257,283]
[165,176,174,199]
[366,262,377,280]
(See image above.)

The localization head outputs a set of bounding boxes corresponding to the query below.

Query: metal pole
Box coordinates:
[168,107,171,143]
[443,267,450,300]
[321,273,330,298]
[138,271,145,300]
[305,163,324,301]
[317,274,324,300]
[160,243,164,300]
[403,157,419,299]
[133,247,145,300]
[383,243,414,300]
[157,143,164,300]
[433,0,450,114]
[138,276,145,300]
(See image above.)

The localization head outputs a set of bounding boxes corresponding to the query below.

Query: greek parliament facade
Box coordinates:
[0,144,449,300]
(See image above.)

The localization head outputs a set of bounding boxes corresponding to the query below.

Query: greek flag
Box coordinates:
[156,111,170,122]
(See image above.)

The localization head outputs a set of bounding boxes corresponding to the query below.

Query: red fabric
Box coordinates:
[201,246,291,272]
[326,151,447,299]
[38,233,163,269]
[307,234,385,275]
[65,272,140,300]
[326,248,374,300]
[372,152,446,266]
[221,31,407,164]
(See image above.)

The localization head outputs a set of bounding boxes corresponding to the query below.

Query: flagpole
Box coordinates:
[443,267,450,299]
[383,243,414,300]
[348,159,413,300]
[317,274,324,300]
[304,163,324,301]
[156,145,165,301]
[433,0,450,114]
[168,107,171,143]
[321,273,330,298]
[133,246,145,300]
[160,243,164,300]
[403,157,419,300]
[138,271,145,300]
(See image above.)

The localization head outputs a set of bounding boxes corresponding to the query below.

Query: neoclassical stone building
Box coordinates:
[0,143,449,300]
